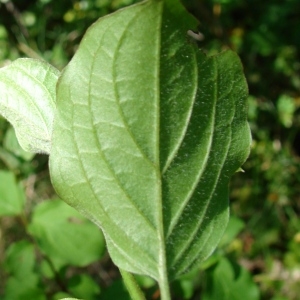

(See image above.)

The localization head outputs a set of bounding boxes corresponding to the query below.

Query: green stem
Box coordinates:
[120,269,146,300]
[158,275,171,300]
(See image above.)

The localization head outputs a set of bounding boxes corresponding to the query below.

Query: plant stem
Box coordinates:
[120,269,146,300]
[158,275,171,300]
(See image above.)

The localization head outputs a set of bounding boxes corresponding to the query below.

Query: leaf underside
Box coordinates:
[50,0,251,282]
[0,58,59,154]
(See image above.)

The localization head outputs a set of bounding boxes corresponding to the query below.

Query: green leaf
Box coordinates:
[67,274,101,300]
[0,170,25,216]
[100,280,131,300]
[4,240,35,276]
[277,94,296,128]
[28,199,106,269]
[49,0,250,291]
[202,257,260,300]
[0,58,59,154]
[3,241,46,300]
[4,275,46,300]
[4,126,35,161]
[219,215,245,247]
[0,146,22,170]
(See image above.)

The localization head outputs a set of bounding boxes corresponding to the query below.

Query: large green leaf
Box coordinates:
[0,58,59,154]
[50,0,250,289]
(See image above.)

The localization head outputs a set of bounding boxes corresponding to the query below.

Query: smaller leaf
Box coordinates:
[0,170,25,216]
[67,274,101,300]
[203,257,260,300]
[4,126,35,161]
[0,146,21,170]
[4,274,46,300]
[100,280,131,300]
[219,215,245,247]
[3,241,46,300]
[277,94,296,128]
[4,240,35,276]
[28,199,106,269]
[171,278,194,300]
[0,58,59,154]
[134,275,156,289]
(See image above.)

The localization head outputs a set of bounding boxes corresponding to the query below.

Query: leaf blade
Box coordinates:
[50,0,251,285]
[163,50,251,278]
[51,0,165,279]
[0,58,59,154]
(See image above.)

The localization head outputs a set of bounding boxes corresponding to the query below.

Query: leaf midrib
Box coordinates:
[155,0,170,289]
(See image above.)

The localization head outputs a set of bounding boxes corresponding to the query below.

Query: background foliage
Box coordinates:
[0,0,299,299]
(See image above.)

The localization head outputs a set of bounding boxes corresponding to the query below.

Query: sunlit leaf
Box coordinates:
[0,58,59,154]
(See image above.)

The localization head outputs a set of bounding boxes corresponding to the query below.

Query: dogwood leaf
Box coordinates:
[50,0,251,290]
[0,58,59,154]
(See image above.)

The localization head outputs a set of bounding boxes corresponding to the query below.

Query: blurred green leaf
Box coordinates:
[4,275,46,300]
[0,146,22,170]
[134,275,156,289]
[4,241,35,276]
[277,94,296,128]
[219,215,245,247]
[39,259,56,279]
[4,126,35,161]
[28,199,105,269]
[67,274,101,300]
[0,25,8,39]
[284,232,300,268]
[21,11,37,27]
[171,278,194,300]
[3,241,46,300]
[0,170,25,216]
[203,257,260,300]
[100,280,131,300]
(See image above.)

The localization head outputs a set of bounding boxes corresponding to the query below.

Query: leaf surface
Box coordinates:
[50,0,251,284]
[0,58,59,154]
